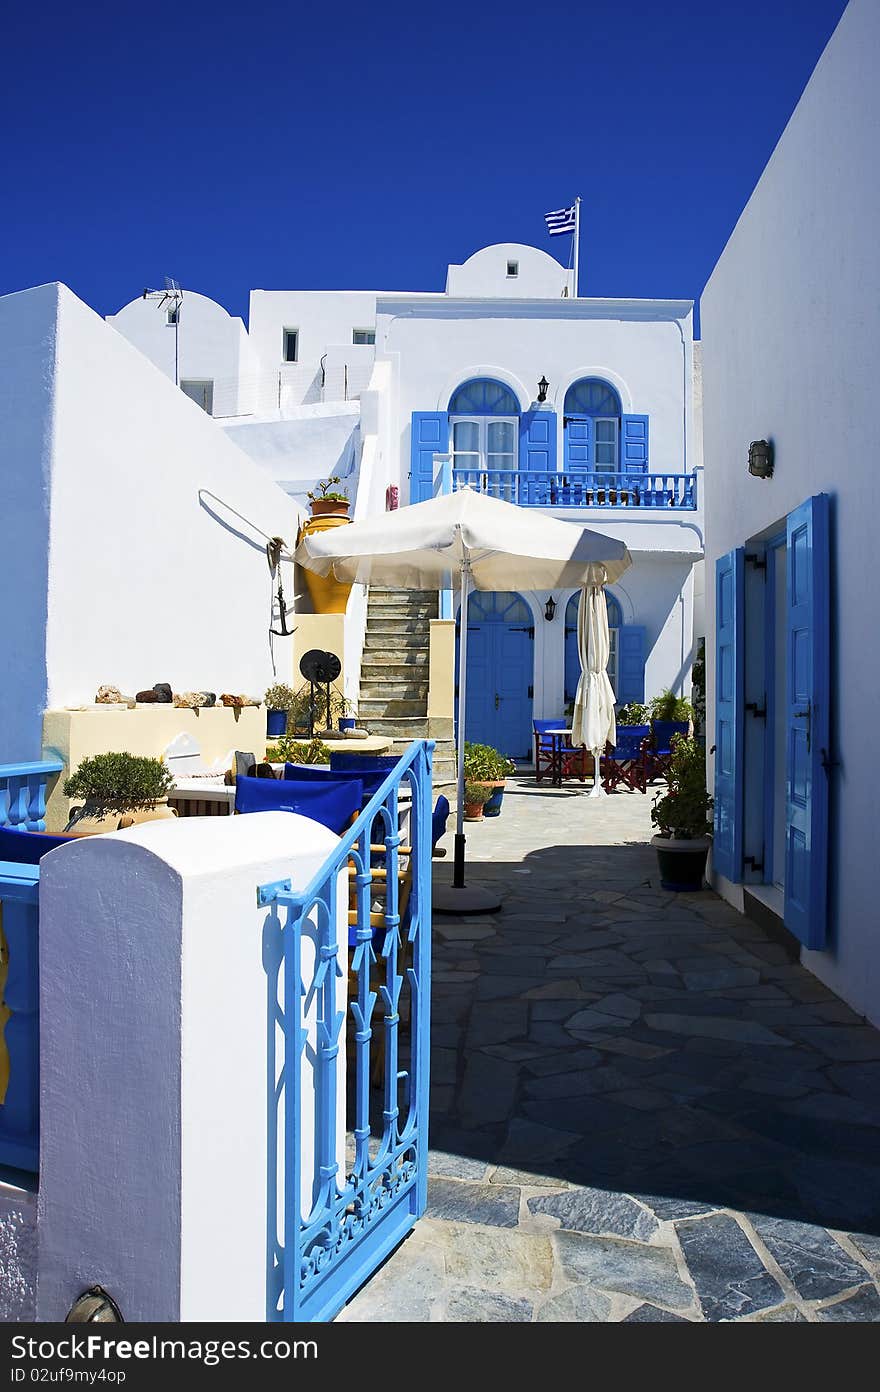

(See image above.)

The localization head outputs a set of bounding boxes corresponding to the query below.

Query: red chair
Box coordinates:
[533,720,588,785]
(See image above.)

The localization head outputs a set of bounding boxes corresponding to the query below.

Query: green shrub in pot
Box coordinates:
[650,735,713,891]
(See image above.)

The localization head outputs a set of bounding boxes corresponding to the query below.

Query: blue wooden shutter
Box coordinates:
[620,415,649,473]
[714,547,744,881]
[617,626,645,703]
[784,494,830,949]
[410,412,448,504]
[563,416,592,470]
[520,410,556,472]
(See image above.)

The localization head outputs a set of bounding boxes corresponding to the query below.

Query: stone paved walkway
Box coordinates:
[339,779,880,1322]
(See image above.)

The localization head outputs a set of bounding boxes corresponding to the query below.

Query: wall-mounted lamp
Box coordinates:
[537,376,549,404]
[748,439,774,479]
[66,1286,123,1323]
[544,596,557,622]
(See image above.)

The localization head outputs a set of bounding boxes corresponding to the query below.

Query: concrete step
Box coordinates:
[359,698,427,719]
[360,682,429,702]
[366,621,431,639]
[361,655,429,674]
[362,716,431,739]
[367,607,437,623]
[369,588,438,603]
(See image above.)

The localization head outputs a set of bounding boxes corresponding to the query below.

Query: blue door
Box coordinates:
[784,494,830,949]
[456,592,533,759]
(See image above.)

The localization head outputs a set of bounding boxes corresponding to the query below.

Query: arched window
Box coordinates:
[564,590,622,701]
[449,379,520,501]
[563,378,622,473]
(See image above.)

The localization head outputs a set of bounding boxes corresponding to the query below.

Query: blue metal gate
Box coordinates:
[257,739,433,1322]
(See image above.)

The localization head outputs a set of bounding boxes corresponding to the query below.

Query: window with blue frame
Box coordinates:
[563,378,622,473]
[449,378,520,501]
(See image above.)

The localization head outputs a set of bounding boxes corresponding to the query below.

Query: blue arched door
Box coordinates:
[456,591,533,759]
[564,591,622,703]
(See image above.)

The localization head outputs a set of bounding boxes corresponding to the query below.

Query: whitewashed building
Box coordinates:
[702,0,879,1024]
[110,243,703,761]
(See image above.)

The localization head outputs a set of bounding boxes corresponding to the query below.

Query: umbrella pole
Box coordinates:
[433,555,502,915]
[453,559,470,888]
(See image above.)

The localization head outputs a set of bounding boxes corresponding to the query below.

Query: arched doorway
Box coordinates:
[456,591,533,758]
[563,378,623,473]
[564,591,622,703]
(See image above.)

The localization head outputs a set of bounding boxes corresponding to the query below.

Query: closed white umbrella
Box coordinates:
[570,564,617,798]
[295,488,631,910]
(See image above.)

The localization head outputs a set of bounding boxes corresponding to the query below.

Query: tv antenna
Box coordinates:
[142,277,184,385]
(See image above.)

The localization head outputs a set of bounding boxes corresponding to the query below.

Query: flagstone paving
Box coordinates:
[338,778,880,1322]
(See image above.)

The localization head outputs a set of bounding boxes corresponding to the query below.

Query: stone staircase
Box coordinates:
[359,587,457,786]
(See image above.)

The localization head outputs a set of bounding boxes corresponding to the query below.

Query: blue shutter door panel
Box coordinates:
[620,415,649,473]
[784,494,831,950]
[563,416,592,471]
[519,410,557,474]
[410,412,449,504]
[616,626,645,704]
[713,548,745,881]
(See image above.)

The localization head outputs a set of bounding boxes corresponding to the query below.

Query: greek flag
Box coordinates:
[544,204,576,236]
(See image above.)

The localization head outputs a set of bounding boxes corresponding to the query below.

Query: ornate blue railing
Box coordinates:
[0,861,40,1173]
[451,467,698,510]
[258,739,433,1322]
[0,760,64,832]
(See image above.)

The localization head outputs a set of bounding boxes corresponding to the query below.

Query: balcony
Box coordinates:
[450,468,697,510]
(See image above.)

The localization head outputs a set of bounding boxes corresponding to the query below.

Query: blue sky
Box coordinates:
[1,1,847,324]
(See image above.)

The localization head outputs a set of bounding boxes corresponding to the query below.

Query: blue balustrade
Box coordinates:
[0,861,40,1173]
[258,738,433,1322]
[451,468,698,510]
[0,760,64,833]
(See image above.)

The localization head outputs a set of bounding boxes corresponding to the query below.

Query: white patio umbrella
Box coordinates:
[570,565,617,799]
[295,488,631,911]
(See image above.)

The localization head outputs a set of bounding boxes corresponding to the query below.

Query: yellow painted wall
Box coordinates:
[292,614,346,687]
[41,706,266,833]
[428,620,455,724]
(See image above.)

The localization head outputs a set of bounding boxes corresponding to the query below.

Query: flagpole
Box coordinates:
[573,196,581,298]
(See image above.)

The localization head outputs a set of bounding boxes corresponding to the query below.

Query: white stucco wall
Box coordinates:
[223,405,361,508]
[36,812,346,1322]
[701,0,879,1021]
[446,243,571,299]
[249,290,392,408]
[107,290,256,418]
[0,283,300,762]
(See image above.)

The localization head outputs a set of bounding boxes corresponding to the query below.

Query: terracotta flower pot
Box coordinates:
[464,802,485,821]
[65,800,178,836]
[309,499,350,518]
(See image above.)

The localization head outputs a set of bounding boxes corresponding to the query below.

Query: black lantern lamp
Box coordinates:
[537,375,549,404]
[748,439,774,479]
[544,596,557,622]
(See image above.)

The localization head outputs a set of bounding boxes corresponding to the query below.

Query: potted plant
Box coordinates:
[463,781,493,822]
[650,735,713,890]
[63,752,177,834]
[265,736,332,767]
[264,681,297,738]
[616,701,651,729]
[649,688,695,726]
[306,477,350,519]
[463,742,515,817]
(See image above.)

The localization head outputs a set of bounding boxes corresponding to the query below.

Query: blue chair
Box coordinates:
[601,725,651,793]
[647,721,690,782]
[234,775,363,834]
[533,718,587,784]
[0,827,73,864]
[432,794,450,853]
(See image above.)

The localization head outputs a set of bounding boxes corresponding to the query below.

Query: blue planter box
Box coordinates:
[267,710,288,737]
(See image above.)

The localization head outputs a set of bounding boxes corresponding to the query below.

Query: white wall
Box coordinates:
[377,298,694,499]
[0,283,300,761]
[446,243,571,298]
[223,406,360,508]
[36,812,346,1322]
[107,290,256,418]
[701,0,880,1021]
[249,290,390,408]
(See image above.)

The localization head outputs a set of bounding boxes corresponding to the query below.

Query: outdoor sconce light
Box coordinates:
[544,596,557,622]
[537,376,549,404]
[66,1286,123,1323]
[748,439,774,479]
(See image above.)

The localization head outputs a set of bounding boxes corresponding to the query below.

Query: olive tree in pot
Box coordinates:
[462,742,515,817]
[264,682,297,738]
[63,752,177,834]
[650,735,713,890]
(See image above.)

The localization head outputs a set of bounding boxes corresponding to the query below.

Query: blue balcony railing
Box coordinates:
[257,739,433,1322]
[0,760,64,833]
[451,468,698,510]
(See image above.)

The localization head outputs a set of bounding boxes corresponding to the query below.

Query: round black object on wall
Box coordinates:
[299,649,342,684]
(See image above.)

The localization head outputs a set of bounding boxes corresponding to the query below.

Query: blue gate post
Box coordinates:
[0,862,41,1173]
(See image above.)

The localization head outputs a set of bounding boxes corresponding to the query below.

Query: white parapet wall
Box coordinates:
[36,813,347,1322]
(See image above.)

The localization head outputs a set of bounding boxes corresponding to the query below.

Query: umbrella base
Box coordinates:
[432,881,502,914]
